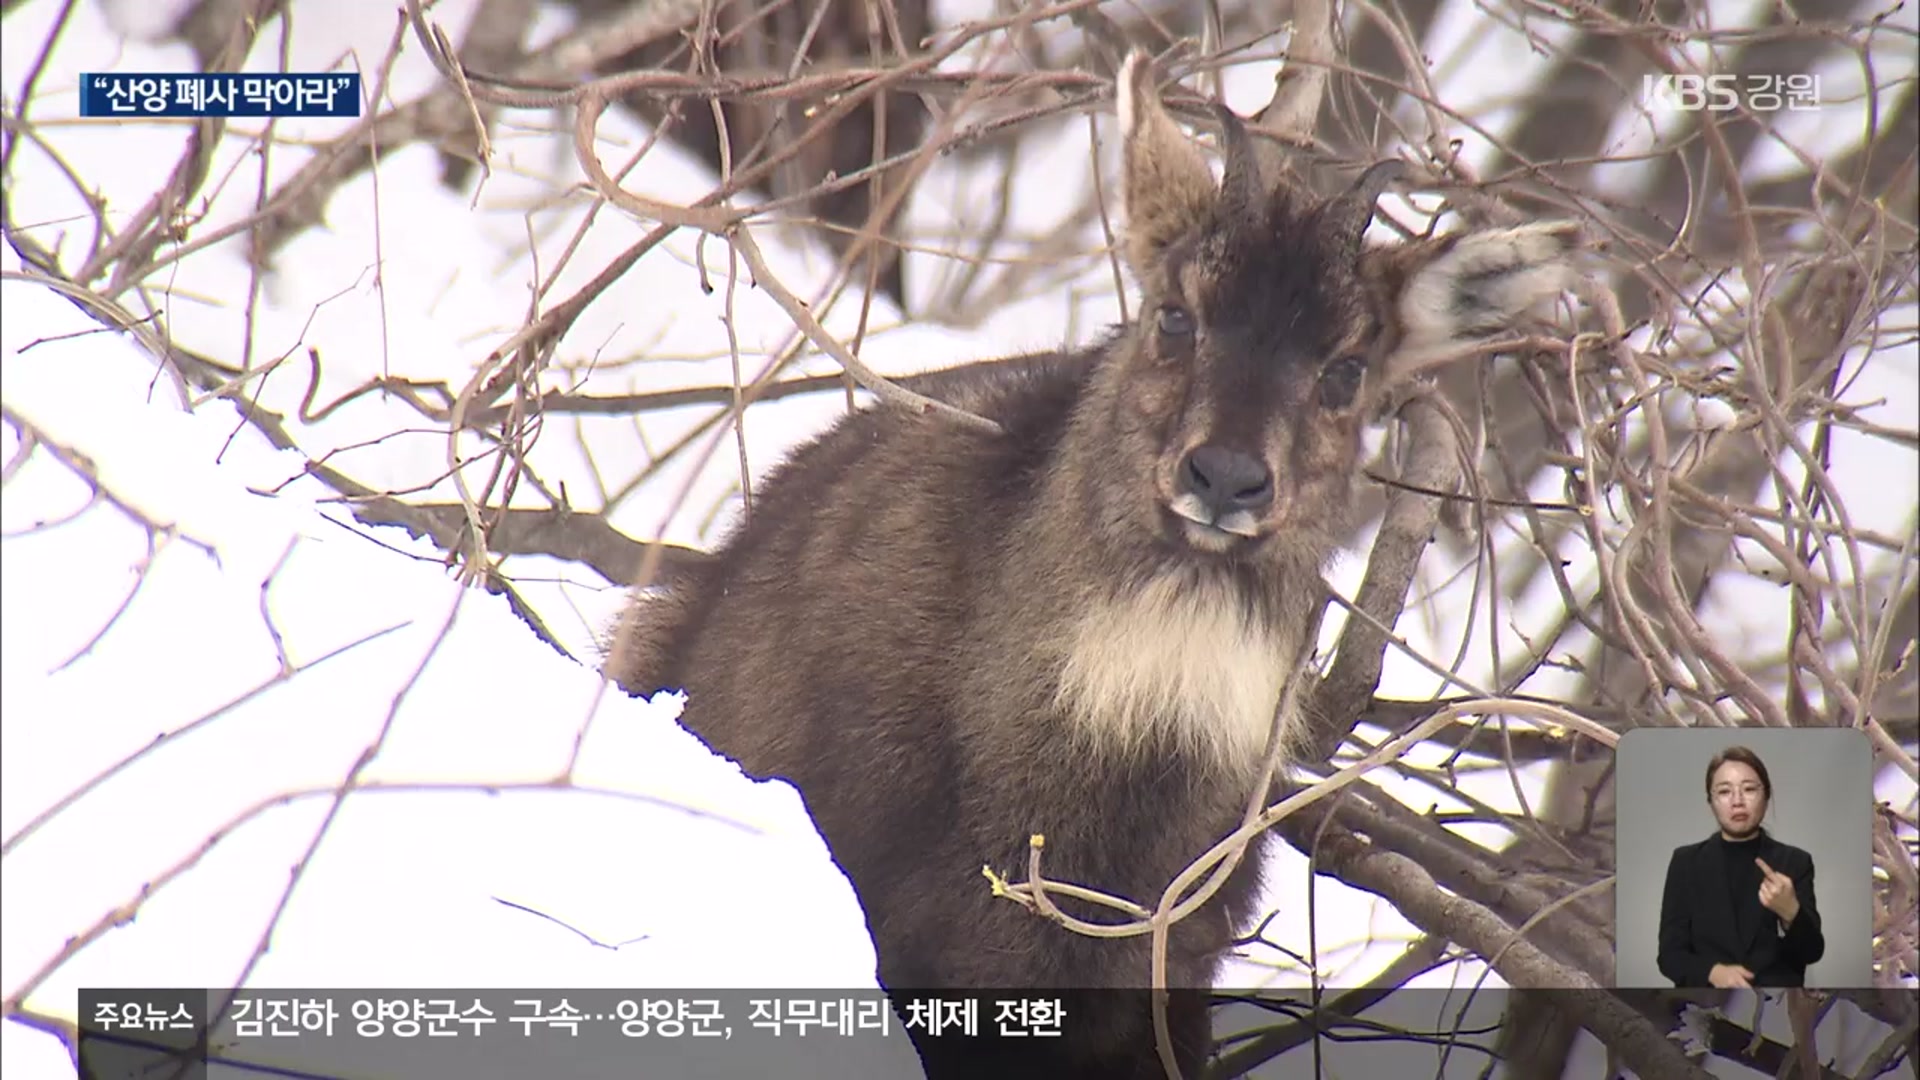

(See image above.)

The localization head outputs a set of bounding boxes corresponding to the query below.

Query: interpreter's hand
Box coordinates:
[1756,858,1801,924]
[1709,963,1754,989]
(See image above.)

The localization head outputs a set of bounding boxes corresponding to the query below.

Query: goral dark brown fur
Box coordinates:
[608,52,1575,1080]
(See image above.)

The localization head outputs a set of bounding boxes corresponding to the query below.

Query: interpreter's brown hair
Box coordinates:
[1705,745,1775,801]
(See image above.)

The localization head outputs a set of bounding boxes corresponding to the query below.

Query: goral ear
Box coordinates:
[1117,51,1216,284]
[1363,221,1580,386]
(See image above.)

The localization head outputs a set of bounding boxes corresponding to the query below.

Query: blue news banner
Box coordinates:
[80,73,361,119]
[78,988,1070,1079]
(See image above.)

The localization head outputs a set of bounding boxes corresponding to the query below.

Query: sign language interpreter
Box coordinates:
[1657,746,1826,989]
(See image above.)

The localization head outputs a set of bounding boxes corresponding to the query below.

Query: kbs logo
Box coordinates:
[1642,74,1822,112]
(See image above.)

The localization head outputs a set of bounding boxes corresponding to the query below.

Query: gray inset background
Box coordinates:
[1614,727,1874,988]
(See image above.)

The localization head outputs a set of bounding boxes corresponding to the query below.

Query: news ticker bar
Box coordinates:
[84,988,1066,1041]
[79,73,362,119]
[73,986,1917,1079]
[79,988,1082,1079]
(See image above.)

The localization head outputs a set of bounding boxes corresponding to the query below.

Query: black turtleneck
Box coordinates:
[1712,831,1770,943]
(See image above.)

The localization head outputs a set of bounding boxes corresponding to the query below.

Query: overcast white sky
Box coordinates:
[2,0,1915,1077]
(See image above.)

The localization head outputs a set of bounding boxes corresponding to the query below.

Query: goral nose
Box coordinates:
[1178,445,1274,518]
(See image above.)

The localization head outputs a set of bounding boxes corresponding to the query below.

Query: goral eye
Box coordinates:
[1318,355,1366,409]
[1155,305,1195,338]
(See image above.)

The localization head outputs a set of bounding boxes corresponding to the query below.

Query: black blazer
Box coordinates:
[1656,832,1825,988]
